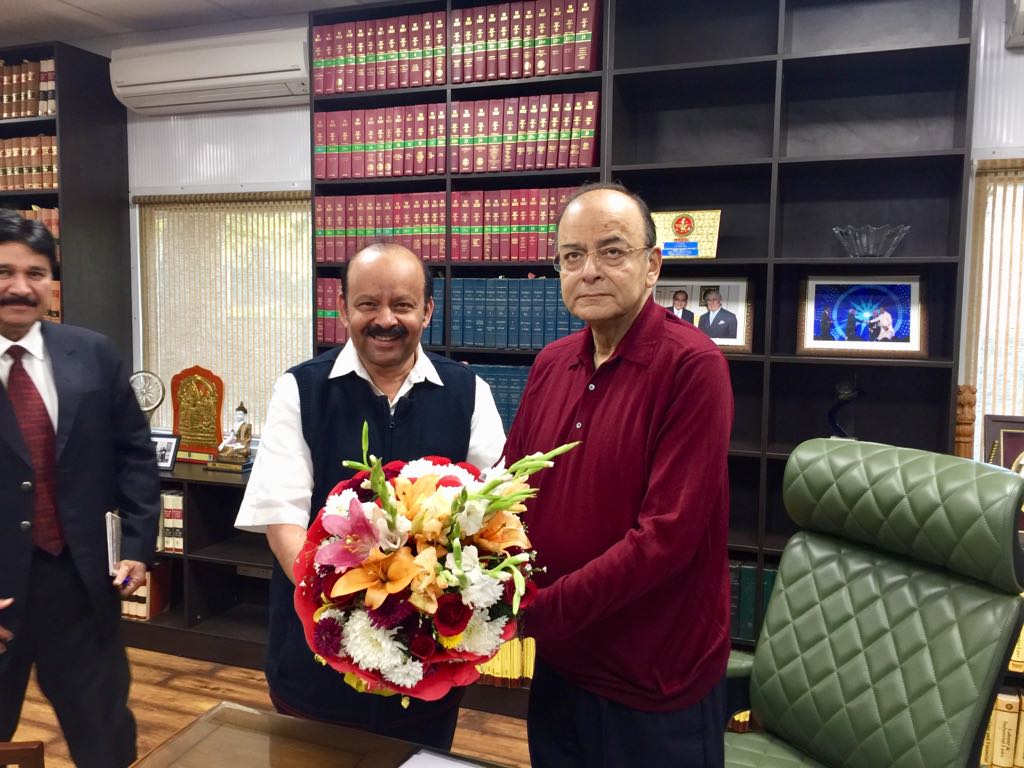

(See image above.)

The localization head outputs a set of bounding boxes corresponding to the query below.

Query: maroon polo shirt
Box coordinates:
[504,296,733,712]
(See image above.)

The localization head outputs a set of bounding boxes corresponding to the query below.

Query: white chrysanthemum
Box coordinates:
[381,657,425,688]
[323,488,360,518]
[341,609,404,672]
[399,459,478,488]
[375,517,409,552]
[447,544,481,573]
[458,610,508,656]
[461,569,509,610]
[456,498,488,536]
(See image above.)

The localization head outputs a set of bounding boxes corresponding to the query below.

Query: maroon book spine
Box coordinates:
[383,107,394,177]
[391,194,403,253]
[534,1,550,77]
[499,189,512,261]
[460,192,473,261]
[375,18,388,87]
[351,110,366,178]
[435,101,447,175]
[436,191,447,262]
[374,194,386,245]
[460,102,475,174]
[422,14,434,87]
[515,98,529,171]
[562,1,576,74]
[470,191,485,261]
[338,112,352,179]
[487,99,503,173]
[366,21,377,91]
[486,5,500,81]
[451,191,462,261]
[345,197,357,259]
[524,95,540,170]
[315,112,327,179]
[574,0,599,71]
[510,3,524,78]
[355,21,367,91]
[578,90,599,167]
[426,104,438,175]
[556,92,574,168]
[474,8,488,82]
[549,1,564,75]
[451,9,465,84]
[461,9,475,83]
[323,26,337,94]
[409,14,423,89]
[398,16,410,89]
[509,191,521,261]
[545,94,560,169]
[392,106,404,176]
[473,100,489,174]
[316,196,326,263]
[483,191,497,260]
[568,92,584,168]
[343,22,356,93]
[414,104,428,175]
[324,196,336,263]
[449,102,461,174]
[537,94,552,170]
[316,278,325,343]
[404,106,416,175]
[498,4,511,80]
[376,108,388,177]
[433,11,447,85]
[527,188,540,261]
[501,97,518,172]
[326,112,340,179]
[402,195,414,251]
[522,2,536,79]
[411,194,424,258]
[313,26,325,95]
[365,110,378,179]
[386,18,400,90]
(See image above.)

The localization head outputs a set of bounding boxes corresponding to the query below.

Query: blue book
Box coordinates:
[507,279,520,350]
[430,277,445,346]
[518,279,533,349]
[531,279,546,349]
[470,278,487,347]
[484,280,499,349]
[544,280,559,345]
[493,279,509,349]
[556,291,571,340]
[450,279,464,347]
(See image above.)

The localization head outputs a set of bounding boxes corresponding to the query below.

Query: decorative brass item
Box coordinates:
[171,365,224,464]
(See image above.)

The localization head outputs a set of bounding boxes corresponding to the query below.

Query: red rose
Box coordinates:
[327,470,369,497]
[456,461,481,479]
[422,455,452,467]
[436,475,464,488]
[433,593,473,637]
[409,631,437,659]
[503,577,538,609]
[382,460,406,479]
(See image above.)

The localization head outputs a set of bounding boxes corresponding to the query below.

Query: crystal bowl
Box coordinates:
[832,224,910,258]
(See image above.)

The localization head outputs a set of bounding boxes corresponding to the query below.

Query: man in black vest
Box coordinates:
[235,243,505,748]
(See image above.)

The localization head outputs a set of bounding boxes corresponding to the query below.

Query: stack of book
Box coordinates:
[469,364,530,431]
[120,561,171,622]
[0,135,58,190]
[452,186,575,262]
[159,490,184,554]
[314,192,447,263]
[730,562,778,642]
[315,277,446,348]
[1,59,55,118]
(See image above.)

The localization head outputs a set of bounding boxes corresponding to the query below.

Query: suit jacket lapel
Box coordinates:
[0,381,30,465]
[42,323,82,461]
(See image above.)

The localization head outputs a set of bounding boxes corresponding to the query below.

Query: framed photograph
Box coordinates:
[983,416,1024,473]
[653,277,753,353]
[797,276,927,358]
[151,434,181,472]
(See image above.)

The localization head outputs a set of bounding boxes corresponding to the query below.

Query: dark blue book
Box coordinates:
[484,280,499,348]
[531,279,546,349]
[507,279,520,350]
[450,279,464,347]
[493,279,509,349]
[518,279,533,349]
[544,279,559,345]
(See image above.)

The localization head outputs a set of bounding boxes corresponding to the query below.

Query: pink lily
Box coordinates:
[315,497,380,570]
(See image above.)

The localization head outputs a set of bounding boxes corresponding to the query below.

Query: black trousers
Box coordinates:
[528,660,726,768]
[0,549,136,768]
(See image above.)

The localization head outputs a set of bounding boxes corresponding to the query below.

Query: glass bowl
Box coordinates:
[832,224,910,258]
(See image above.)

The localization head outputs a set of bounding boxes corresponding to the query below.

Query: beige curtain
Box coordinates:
[963,162,1024,458]
[138,193,312,434]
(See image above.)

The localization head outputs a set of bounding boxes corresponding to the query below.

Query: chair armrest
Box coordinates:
[727,650,754,680]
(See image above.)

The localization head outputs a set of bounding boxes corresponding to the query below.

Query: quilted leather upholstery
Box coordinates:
[725,439,1024,768]
[784,438,1024,593]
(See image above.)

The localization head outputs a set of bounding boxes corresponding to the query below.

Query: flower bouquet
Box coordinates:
[293,424,576,702]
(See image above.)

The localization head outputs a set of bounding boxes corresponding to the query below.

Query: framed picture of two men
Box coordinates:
[654,277,753,353]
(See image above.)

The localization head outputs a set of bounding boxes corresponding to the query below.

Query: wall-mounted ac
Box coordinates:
[110,29,308,115]
[1009,0,1024,48]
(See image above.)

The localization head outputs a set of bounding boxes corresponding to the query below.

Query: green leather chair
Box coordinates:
[725,438,1024,768]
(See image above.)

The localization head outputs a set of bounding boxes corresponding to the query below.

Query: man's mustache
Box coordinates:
[0,297,37,308]
[366,325,408,340]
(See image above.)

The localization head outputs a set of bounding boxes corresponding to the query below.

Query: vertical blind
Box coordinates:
[963,162,1024,458]
[138,193,312,434]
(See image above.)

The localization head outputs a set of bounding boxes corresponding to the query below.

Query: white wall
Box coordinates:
[973,0,1024,159]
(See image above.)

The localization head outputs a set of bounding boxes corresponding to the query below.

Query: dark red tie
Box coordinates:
[6,345,64,555]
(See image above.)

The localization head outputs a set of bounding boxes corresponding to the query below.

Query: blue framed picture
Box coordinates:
[797,276,926,358]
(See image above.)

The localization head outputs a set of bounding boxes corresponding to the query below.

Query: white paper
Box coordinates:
[106,510,121,576]
[399,750,493,767]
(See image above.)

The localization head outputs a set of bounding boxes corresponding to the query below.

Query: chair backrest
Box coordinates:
[750,438,1024,768]
[0,741,44,768]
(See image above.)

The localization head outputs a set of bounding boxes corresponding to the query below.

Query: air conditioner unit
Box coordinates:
[110,29,309,115]
[1009,0,1024,48]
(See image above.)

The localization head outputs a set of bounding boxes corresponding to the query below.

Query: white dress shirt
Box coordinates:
[1,321,58,430]
[235,342,506,532]
[707,309,719,326]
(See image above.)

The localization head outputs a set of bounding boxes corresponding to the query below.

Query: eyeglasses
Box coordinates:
[553,245,651,273]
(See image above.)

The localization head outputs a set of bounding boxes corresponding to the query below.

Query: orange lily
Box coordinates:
[408,546,444,614]
[394,474,440,521]
[330,547,419,609]
[473,510,531,555]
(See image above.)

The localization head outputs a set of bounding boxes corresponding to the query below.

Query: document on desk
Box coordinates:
[400,751,491,767]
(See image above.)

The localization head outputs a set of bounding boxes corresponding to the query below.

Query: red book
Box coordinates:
[398,16,410,89]
[404,106,416,174]
[426,104,438,175]
[502,97,518,172]
[451,9,465,83]
[414,105,428,175]
[527,188,540,261]
[338,112,352,179]
[509,191,522,260]
[391,194,403,252]
[579,90,599,167]
[460,192,474,261]
[547,189,560,257]
[473,101,489,174]
[510,4,524,78]
[450,191,461,260]
[345,197,357,258]
[424,192,435,261]
[392,106,405,176]
[498,5,511,79]
[355,21,367,92]
[386,18,400,89]
[449,102,461,174]
[374,195,386,245]
[365,110,378,178]
[550,1,564,75]
[422,14,434,86]
[324,26,337,94]
[536,94,552,169]
[574,0,599,71]
[486,5,500,81]
[355,195,367,252]
[366,21,377,91]
[351,109,366,178]
[325,112,339,179]
[499,189,512,261]
[522,2,536,79]
[409,15,423,89]
[324,196,336,263]
[411,194,424,258]
[314,112,327,179]
[524,95,540,170]
[534,1,550,77]
[401,195,414,251]
[433,12,447,85]
[461,9,475,83]
[316,278,325,342]
[470,191,485,261]
[483,191,496,260]
[435,101,447,175]
[313,26,326,95]
[562,1,577,73]
[375,18,388,87]
[557,92,574,168]
[315,197,326,263]
[487,99,503,173]
[326,278,337,344]
[568,92,584,168]
[460,103,475,174]
[376,108,388,177]
[343,22,356,92]
[383,107,394,176]
[545,95,560,169]
[474,8,488,82]
[515,98,529,170]
[436,191,447,261]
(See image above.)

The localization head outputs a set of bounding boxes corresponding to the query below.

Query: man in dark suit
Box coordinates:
[697,289,738,339]
[669,290,694,323]
[0,210,159,768]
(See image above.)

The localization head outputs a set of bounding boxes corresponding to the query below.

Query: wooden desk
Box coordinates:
[132,702,502,768]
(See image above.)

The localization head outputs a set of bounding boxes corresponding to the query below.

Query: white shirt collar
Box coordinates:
[329,340,443,402]
[0,321,46,361]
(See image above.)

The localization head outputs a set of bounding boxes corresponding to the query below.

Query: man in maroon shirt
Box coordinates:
[504,183,733,767]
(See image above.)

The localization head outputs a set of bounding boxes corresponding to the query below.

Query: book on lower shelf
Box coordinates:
[160,490,184,553]
[120,561,171,622]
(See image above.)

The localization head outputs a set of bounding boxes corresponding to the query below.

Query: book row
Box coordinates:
[0,135,58,191]
[468,364,529,432]
[312,12,447,94]
[13,205,59,240]
[450,1,599,83]
[315,277,446,348]
[310,1,600,97]
[451,277,585,349]
[981,689,1024,768]
[120,561,171,622]
[730,562,777,642]
[315,191,448,263]
[451,186,573,261]
[157,490,184,553]
[313,91,598,179]
[0,59,55,119]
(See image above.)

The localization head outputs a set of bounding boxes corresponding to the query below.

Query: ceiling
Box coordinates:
[0,0,375,49]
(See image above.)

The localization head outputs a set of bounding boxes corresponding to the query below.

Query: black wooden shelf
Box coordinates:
[190,535,274,569]
[767,355,955,369]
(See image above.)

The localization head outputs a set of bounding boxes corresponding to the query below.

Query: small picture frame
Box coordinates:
[653,277,753,353]
[152,434,181,472]
[797,276,927,358]
[983,415,1024,473]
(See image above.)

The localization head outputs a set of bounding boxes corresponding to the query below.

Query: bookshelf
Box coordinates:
[0,42,130,361]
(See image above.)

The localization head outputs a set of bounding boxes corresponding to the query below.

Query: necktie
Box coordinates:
[6,345,64,555]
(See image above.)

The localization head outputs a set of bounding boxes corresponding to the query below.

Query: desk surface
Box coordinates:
[132,702,503,768]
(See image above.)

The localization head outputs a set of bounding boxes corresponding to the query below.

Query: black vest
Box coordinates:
[266,348,475,721]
